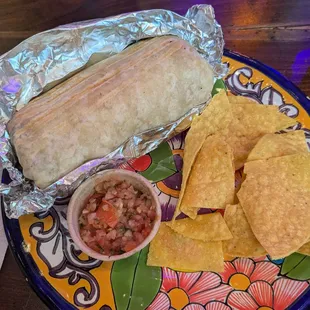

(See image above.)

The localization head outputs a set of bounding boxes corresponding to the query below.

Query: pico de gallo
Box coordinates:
[79,179,156,256]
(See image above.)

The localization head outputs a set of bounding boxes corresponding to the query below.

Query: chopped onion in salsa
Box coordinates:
[79,180,156,256]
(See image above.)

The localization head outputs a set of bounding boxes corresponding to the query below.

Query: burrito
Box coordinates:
[8,36,214,188]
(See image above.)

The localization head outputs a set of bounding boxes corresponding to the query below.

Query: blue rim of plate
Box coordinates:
[1,49,310,310]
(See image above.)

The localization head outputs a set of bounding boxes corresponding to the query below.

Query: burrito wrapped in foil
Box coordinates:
[0,4,226,218]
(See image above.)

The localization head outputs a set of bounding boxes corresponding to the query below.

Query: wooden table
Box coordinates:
[0,0,309,309]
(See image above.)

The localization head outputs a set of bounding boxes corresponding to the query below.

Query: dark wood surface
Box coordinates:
[0,1,310,309]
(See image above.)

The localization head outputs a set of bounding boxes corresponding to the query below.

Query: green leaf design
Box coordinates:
[280,253,310,280]
[211,79,226,97]
[111,246,162,310]
[140,142,176,182]
[149,142,175,170]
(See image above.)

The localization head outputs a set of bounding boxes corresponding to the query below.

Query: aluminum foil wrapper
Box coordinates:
[0,4,226,218]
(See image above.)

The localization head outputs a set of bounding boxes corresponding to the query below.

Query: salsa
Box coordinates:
[79,179,156,256]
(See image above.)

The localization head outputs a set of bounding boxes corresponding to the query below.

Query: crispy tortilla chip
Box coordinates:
[228,95,257,104]
[247,131,308,162]
[173,90,233,219]
[168,213,233,241]
[147,223,224,272]
[179,206,197,220]
[223,204,266,257]
[173,116,201,220]
[298,241,310,256]
[221,103,297,170]
[237,154,310,258]
[180,135,234,217]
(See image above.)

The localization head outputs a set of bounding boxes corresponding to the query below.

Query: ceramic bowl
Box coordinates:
[67,169,161,261]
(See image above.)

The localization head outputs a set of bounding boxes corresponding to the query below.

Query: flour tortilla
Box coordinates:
[8,36,214,188]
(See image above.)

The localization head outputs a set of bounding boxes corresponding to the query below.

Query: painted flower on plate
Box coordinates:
[148,268,233,310]
[118,154,152,172]
[220,258,280,291]
[227,278,308,310]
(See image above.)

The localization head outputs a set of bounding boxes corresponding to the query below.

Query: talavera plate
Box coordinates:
[2,50,310,310]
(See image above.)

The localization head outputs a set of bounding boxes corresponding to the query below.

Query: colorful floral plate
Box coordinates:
[2,50,310,310]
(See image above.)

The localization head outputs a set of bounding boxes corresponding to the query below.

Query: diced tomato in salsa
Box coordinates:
[123,241,138,252]
[96,200,119,228]
[142,226,152,238]
[79,180,155,256]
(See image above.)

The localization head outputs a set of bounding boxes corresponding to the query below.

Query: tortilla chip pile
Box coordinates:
[147,90,310,272]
